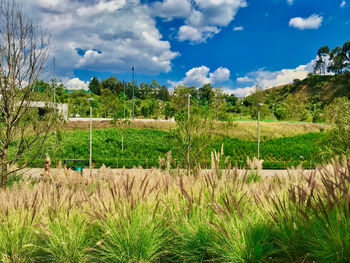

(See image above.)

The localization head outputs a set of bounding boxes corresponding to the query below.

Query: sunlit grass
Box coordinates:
[0,156,350,262]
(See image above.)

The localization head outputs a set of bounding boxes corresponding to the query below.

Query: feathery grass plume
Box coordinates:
[166,150,172,173]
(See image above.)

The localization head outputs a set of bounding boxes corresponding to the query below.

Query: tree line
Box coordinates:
[314,40,350,75]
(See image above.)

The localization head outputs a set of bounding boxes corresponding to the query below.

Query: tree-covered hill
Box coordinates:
[262,71,350,106]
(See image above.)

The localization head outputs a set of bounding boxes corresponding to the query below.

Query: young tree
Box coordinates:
[323,97,350,158]
[211,87,227,120]
[0,0,52,186]
[171,109,213,176]
[113,109,130,152]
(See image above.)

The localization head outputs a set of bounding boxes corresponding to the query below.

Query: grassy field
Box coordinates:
[26,127,326,169]
[66,119,327,141]
[2,159,350,262]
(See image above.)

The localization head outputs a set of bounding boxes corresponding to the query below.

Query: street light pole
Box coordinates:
[53,57,56,135]
[88,98,93,176]
[257,103,264,160]
[132,65,135,120]
[186,94,191,175]
[123,81,126,119]
[187,94,191,119]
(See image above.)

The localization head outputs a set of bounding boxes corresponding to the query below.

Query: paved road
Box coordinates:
[21,167,310,179]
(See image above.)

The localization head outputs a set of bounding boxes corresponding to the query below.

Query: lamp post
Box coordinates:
[186,93,191,173]
[88,98,93,176]
[123,81,126,119]
[257,103,264,160]
[132,65,135,120]
[53,57,56,135]
[187,93,191,120]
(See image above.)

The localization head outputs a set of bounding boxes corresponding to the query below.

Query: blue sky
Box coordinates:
[20,0,349,96]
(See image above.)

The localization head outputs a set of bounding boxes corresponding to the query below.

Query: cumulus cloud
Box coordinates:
[340,0,346,7]
[168,65,231,88]
[287,0,293,5]
[231,59,317,97]
[151,0,192,19]
[17,0,179,77]
[210,67,231,83]
[233,26,244,31]
[65,78,90,91]
[236,76,252,82]
[151,0,247,43]
[289,14,323,30]
[231,86,256,97]
[248,60,316,89]
[178,25,220,42]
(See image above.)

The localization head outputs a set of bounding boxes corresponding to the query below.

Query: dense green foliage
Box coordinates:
[28,128,326,169]
[33,41,350,123]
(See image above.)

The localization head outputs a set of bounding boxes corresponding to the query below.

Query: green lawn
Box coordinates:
[26,128,326,169]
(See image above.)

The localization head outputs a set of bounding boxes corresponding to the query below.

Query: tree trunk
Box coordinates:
[186,125,190,176]
[121,132,124,151]
[0,150,8,187]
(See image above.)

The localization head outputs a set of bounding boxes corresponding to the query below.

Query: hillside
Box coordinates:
[262,72,350,106]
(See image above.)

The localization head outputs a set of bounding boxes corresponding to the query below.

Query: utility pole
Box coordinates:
[123,81,126,119]
[132,65,135,119]
[187,94,191,119]
[88,98,93,176]
[53,57,56,135]
[257,103,264,160]
[186,93,191,175]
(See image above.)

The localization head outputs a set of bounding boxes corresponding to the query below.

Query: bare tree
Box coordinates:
[0,0,52,186]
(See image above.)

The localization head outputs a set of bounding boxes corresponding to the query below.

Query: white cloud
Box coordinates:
[232,86,256,97]
[287,0,293,5]
[18,0,179,77]
[236,76,252,82]
[289,14,323,30]
[340,0,346,7]
[247,60,315,89]
[65,78,90,91]
[210,67,231,83]
[230,59,319,97]
[155,0,248,43]
[151,0,192,20]
[233,26,244,31]
[230,59,317,98]
[168,65,231,88]
[178,25,220,42]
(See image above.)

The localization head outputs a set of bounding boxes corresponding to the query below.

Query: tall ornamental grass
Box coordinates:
[0,157,349,262]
